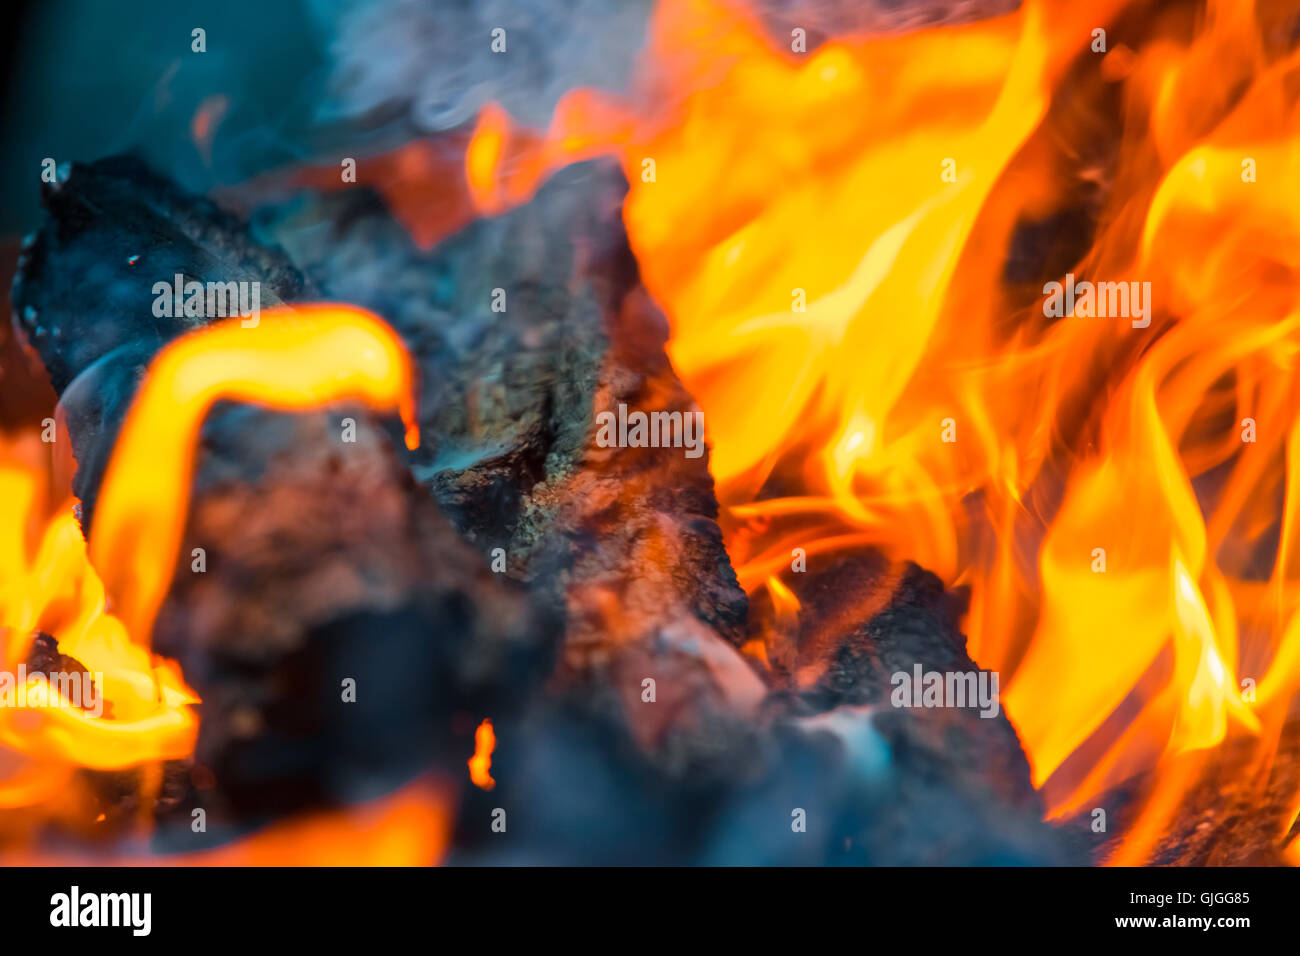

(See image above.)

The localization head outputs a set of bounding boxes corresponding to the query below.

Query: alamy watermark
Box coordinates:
[0,666,104,717]
[594,403,705,459]
[1043,273,1151,328]
[50,886,151,936]
[890,664,1000,719]
[152,274,261,327]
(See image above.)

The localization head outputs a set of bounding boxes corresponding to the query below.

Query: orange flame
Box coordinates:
[4,776,453,866]
[0,432,199,793]
[469,718,495,791]
[447,0,1300,860]
[2,304,421,843]
[91,305,420,648]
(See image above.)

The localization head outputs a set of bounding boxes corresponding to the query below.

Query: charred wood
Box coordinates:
[11,156,559,838]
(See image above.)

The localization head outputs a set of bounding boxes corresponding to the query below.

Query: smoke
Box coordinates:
[308,0,1017,136]
[310,0,655,132]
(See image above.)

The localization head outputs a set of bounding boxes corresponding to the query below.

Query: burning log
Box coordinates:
[12,147,1112,870]
[24,634,97,701]
[11,156,309,526]
[11,157,560,836]
[251,161,1077,862]
[6,0,1300,872]
[251,161,754,740]
[11,148,1086,862]
[444,553,1078,864]
[254,164,776,827]
[1075,719,1300,866]
[757,553,1044,814]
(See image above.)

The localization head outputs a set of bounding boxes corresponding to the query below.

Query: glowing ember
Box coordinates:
[469,719,496,791]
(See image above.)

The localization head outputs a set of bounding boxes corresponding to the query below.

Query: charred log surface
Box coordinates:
[254,161,1074,863]
[18,154,1074,863]
[1146,722,1300,865]
[150,408,555,833]
[9,156,560,837]
[10,155,308,533]
[12,156,306,395]
[253,162,753,759]
[579,546,1086,868]
[450,554,1079,865]
[24,633,95,693]
[250,168,611,552]
[450,686,1079,865]
[1073,720,1300,866]
[768,555,1042,812]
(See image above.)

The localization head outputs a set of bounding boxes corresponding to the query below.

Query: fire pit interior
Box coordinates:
[2,0,1300,867]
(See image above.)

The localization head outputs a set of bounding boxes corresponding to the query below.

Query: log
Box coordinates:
[250,161,755,761]
[1075,720,1300,866]
[447,554,1080,864]
[254,161,1078,862]
[11,156,560,838]
[17,154,1078,863]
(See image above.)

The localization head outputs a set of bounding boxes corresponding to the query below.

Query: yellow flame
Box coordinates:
[0,435,198,780]
[91,305,419,648]
[1,304,420,815]
[448,0,1300,860]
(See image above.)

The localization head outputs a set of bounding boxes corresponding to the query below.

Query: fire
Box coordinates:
[4,777,453,866]
[1,305,421,846]
[468,719,496,791]
[6,0,1298,865]
[451,0,1300,860]
[90,305,420,647]
[0,431,199,801]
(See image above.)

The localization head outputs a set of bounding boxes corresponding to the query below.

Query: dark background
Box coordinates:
[0,0,652,237]
[0,0,326,235]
